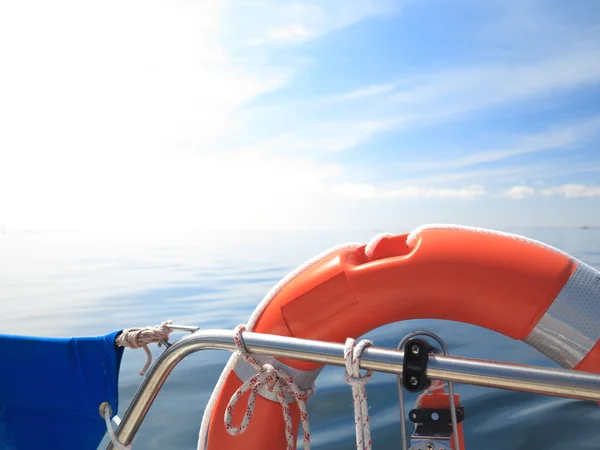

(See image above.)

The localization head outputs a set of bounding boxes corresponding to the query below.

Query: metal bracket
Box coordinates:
[402,338,433,393]
[397,330,461,450]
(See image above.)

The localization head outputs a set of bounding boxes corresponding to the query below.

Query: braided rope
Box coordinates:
[224,325,315,450]
[344,337,374,450]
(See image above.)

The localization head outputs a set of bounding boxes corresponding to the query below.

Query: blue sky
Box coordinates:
[1,0,599,231]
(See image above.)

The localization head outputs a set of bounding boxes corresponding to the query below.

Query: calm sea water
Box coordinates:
[1,228,600,449]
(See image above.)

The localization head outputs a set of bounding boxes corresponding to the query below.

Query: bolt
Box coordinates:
[411,344,420,355]
[409,376,419,386]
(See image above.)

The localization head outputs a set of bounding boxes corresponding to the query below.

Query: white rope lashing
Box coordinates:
[115,320,173,376]
[344,337,374,450]
[103,404,132,450]
[224,324,315,450]
[197,243,362,450]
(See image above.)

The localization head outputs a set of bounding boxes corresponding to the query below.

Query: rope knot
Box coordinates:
[224,324,314,450]
[344,337,374,450]
[115,320,173,376]
[344,337,374,382]
[262,364,279,392]
[261,363,275,374]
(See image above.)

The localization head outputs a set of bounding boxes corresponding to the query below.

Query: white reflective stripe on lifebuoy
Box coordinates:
[525,261,600,369]
[233,354,322,403]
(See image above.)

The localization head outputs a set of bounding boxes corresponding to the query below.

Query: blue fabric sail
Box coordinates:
[0,330,124,450]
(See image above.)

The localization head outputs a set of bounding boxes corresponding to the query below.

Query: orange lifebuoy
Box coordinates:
[200,225,600,449]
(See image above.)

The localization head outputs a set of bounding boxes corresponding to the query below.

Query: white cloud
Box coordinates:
[245,118,403,154]
[366,163,600,194]
[400,166,541,185]
[416,163,600,186]
[333,83,397,101]
[503,186,536,199]
[248,48,600,161]
[403,117,600,171]
[230,5,600,164]
[541,184,600,198]
[334,183,485,200]
[331,49,600,117]
[390,50,600,114]
[321,49,600,144]
[236,0,399,47]
[445,118,600,168]
[267,25,314,42]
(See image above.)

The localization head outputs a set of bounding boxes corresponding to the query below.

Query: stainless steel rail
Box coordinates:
[107,329,600,449]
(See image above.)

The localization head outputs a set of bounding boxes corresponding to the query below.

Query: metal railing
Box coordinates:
[107,328,600,449]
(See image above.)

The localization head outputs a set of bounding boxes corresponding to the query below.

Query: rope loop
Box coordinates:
[224,324,314,450]
[344,337,374,386]
[103,404,132,450]
[344,337,374,450]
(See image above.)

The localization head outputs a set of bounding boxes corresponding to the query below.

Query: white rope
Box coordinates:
[197,242,360,450]
[103,404,132,450]
[224,325,314,450]
[415,379,446,407]
[344,337,374,450]
[115,320,173,376]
